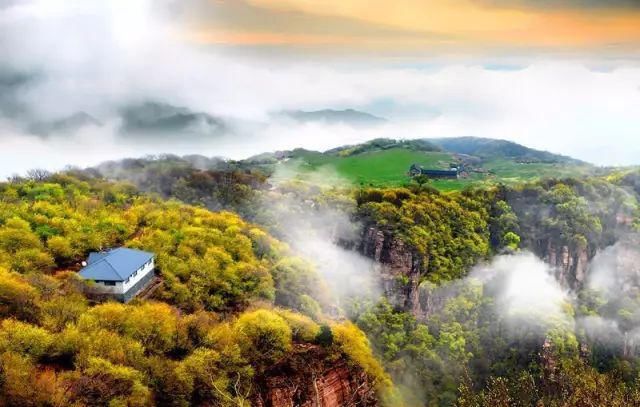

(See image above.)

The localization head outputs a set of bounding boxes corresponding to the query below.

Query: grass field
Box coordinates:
[270,148,591,190]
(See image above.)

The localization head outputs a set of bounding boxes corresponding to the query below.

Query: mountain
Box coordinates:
[28,111,102,137]
[282,109,387,126]
[428,136,585,164]
[10,141,638,406]
[119,101,226,136]
[325,138,441,156]
[244,137,593,189]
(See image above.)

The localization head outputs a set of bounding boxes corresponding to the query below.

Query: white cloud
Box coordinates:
[1,0,639,177]
[472,252,572,329]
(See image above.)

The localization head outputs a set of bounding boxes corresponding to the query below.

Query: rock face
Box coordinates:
[358,226,601,318]
[538,240,590,289]
[253,345,378,407]
[360,226,426,317]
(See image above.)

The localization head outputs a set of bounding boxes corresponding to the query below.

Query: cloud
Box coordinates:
[476,0,640,10]
[587,239,640,299]
[260,165,382,309]
[473,252,572,329]
[1,0,640,178]
[182,0,449,45]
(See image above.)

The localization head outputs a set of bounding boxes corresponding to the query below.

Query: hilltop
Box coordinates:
[93,137,598,192]
[428,136,584,164]
[240,137,595,190]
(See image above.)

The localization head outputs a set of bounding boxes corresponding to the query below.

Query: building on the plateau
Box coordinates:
[79,247,155,303]
[409,163,459,179]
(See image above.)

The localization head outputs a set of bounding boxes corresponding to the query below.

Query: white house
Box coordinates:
[79,247,155,302]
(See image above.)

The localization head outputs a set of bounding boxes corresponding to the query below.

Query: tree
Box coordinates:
[0,268,41,322]
[0,319,53,360]
[414,174,431,188]
[47,236,75,262]
[233,309,292,368]
[26,169,52,181]
[316,324,334,347]
[502,232,521,250]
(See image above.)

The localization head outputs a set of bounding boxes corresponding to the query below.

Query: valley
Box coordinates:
[3,2,639,405]
[0,137,639,406]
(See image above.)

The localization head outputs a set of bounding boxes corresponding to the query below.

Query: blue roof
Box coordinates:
[79,248,154,281]
[87,252,108,264]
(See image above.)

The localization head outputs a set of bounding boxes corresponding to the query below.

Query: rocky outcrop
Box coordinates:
[253,345,378,407]
[539,240,590,289]
[360,226,426,316]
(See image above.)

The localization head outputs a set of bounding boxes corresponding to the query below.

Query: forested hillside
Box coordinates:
[93,137,597,193]
[3,146,640,406]
[351,174,640,405]
[75,141,640,405]
[0,174,391,406]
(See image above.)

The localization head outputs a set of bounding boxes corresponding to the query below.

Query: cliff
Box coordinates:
[253,344,379,407]
[357,226,621,318]
[536,239,590,288]
[360,225,427,317]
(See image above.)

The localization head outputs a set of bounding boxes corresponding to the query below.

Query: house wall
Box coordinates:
[90,258,155,295]
[122,258,154,293]
[119,270,156,303]
[91,280,124,294]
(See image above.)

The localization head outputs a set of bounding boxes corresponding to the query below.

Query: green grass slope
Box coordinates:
[249,137,595,191]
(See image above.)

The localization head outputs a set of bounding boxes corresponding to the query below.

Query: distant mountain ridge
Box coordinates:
[428,137,585,164]
[28,111,102,137]
[282,109,387,126]
[90,136,595,192]
[242,136,588,167]
[119,101,226,136]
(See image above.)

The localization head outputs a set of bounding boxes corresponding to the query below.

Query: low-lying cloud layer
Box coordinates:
[1,0,640,178]
[473,252,572,329]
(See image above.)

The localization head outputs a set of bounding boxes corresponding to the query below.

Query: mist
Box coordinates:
[472,252,572,330]
[587,239,640,298]
[2,1,640,178]
[258,164,382,312]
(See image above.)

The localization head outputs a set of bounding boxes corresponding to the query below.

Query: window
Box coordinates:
[104,281,116,286]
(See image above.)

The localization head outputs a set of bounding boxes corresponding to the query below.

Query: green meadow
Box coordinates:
[272,148,592,190]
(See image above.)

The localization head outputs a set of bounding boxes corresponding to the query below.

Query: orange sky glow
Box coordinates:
[183,0,640,53]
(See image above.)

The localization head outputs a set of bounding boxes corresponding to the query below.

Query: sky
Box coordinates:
[1,0,640,177]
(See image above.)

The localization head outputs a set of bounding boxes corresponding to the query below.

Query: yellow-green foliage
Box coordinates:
[234,309,292,367]
[332,321,392,389]
[357,187,491,282]
[0,319,53,359]
[0,267,40,321]
[84,357,152,407]
[0,176,319,312]
[275,309,320,342]
[78,301,179,354]
[0,176,390,405]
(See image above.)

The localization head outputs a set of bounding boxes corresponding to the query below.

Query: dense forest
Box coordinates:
[0,173,392,406]
[2,158,640,406]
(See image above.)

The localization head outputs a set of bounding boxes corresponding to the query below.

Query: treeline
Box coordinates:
[356,174,638,285]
